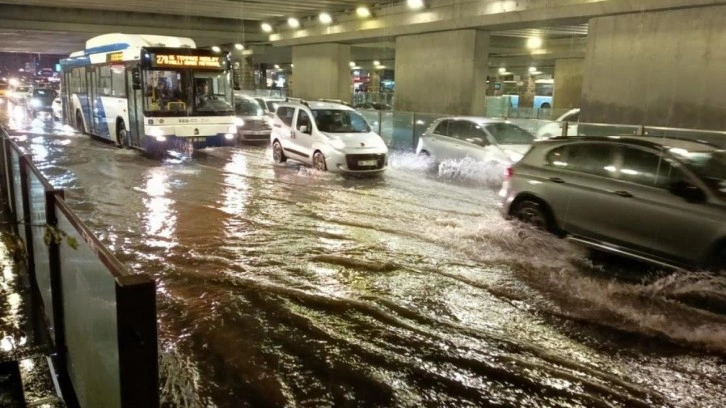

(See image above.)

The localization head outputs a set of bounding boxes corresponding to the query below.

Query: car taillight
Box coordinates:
[505,166,514,180]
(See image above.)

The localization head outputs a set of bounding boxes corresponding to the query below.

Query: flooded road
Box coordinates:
[3,106,726,407]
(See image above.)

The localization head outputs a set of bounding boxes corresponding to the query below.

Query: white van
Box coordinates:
[271,99,388,174]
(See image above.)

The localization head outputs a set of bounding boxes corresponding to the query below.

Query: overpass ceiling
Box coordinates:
[0,0,392,21]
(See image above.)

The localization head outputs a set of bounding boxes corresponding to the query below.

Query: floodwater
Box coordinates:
[3,104,726,407]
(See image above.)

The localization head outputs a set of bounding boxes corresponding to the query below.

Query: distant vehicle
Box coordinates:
[27,88,56,118]
[500,136,726,270]
[271,99,388,174]
[417,117,535,165]
[60,33,237,155]
[253,97,285,121]
[52,97,62,121]
[233,94,271,142]
[536,108,580,139]
[533,79,554,109]
[354,102,392,111]
[11,85,32,103]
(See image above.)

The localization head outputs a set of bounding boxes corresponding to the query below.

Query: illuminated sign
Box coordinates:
[151,54,224,69]
[107,52,124,63]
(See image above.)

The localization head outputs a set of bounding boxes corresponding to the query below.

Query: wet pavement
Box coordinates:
[2,101,725,407]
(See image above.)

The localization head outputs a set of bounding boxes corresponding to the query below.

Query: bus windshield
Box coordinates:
[143,69,233,117]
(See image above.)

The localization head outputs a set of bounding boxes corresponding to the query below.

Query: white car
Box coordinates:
[271,99,388,174]
[253,96,285,121]
[52,97,63,121]
[536,108,580,138]
[11,85,32,103]
[417,117,535,165]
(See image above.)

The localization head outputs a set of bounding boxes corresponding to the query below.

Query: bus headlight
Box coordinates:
[148,127,166,142]
[235,118,245,127]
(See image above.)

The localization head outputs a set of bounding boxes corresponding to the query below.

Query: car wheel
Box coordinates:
[272,140,287,163]
[75,111,84,133]
[313,151,327,171]
[118,126,128,148]
[513,200,551,231]
[419,150,430,157]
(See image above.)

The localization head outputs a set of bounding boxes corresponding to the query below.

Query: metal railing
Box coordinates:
[0,126,159,408]
[356,109,726,151]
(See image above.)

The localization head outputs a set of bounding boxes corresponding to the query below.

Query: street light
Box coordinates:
[319,12,333,24]
[407,0,425,10]
[356,6,371,18]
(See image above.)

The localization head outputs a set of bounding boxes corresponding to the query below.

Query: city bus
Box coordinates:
[60,33,238,156]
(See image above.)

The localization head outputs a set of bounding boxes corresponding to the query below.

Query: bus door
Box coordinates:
[125,67,144,148]
[86,68,98,135]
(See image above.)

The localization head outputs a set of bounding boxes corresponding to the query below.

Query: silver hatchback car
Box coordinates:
[500,136,726,270]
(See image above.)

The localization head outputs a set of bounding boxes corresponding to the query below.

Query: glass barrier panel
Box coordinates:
[643,127,726,148]
[574,122,642,137]
[27,170,54,341]
[357,110,381,135]
[507,119,554,137]
[381,111,415,150]
[57,208,121,408]
[11,150,24,245]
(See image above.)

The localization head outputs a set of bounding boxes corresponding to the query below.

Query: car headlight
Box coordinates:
[148,127,165,141]
[329,138,346,150]
[235,117,245,127]
[30,99,42,107]
[228,125,238,134]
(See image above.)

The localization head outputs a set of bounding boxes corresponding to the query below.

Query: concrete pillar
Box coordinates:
[554,59,583,109]
[394,30,489,115]
[291,43,351,101]
[369,70,381,94]
[581,5,726,130]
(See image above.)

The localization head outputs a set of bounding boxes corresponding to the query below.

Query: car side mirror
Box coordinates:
[131,68,141,90]
[669,180,706,203]
[299,125,310,134]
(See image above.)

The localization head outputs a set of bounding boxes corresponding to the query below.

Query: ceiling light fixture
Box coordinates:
[211,46,221,52]
[527,37,543,49]
[349,61,356,67]
[261,22,273,33]
[498,67,507,74]
[288,17,300,28]
[319,12,333,24]
[373,60,381,66]
[407,0,425,10]
[235,43,244,50]
[356,6,371,18]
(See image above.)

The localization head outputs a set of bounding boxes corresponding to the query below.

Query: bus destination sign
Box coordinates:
[151,54,224,69]
[107,52,124,63]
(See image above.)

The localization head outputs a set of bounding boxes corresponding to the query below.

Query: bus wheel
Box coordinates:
[75,111,84,134]
[117,123,128,148]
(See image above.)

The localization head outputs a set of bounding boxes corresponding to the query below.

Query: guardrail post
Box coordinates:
[2,138,16,218]
[18,155,36,284]
[562,121,569,137]
[411,112,417,150]
[377,110,382,136]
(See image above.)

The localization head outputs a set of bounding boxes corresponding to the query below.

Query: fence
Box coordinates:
[0,126,159,408]
[356,109,726,151]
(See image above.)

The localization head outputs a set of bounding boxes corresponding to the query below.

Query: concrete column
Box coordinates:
[553,59,583,109]
[581,5,726,130]
[394,30,489,115]
[291,43,351,101]
[369,70,381,94]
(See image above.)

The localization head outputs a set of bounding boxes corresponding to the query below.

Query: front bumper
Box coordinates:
[324,149,388,174]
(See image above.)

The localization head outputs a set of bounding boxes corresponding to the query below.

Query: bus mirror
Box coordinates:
[132,68,141,90]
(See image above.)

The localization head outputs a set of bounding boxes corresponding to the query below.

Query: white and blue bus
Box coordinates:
[60,33,238,155]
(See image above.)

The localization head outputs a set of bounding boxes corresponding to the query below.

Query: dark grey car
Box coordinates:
[500,136,726,270]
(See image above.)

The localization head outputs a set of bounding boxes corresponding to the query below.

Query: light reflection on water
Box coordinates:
[5,118,726,407]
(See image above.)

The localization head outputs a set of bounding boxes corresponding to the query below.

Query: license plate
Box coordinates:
[358,160,377,166]
[190,137,206,142]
